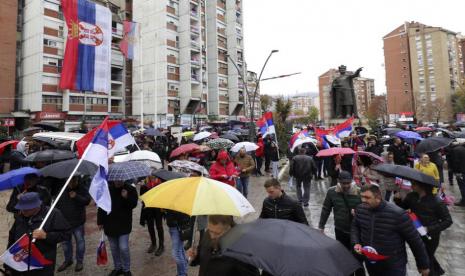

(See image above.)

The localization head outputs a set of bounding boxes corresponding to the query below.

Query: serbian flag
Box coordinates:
[315,128,331,148]
[120,21,137,60]
[361,246,389,262]
[257,112,276,137]
[0,234,52,271]
[408,212,428,237]
[76,120,136,158]
[289,129,308,149]
[60,0,111,93]
[333,117,354,138]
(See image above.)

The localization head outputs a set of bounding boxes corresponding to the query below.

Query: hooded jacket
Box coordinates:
[209,151,238,186]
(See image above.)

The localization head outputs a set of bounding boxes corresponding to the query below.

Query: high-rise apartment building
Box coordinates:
[16,0,132,130]
[133,0,245,127]
[384,21,464,122]
[353,77,375,118]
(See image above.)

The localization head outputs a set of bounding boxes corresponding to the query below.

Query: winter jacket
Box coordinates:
[414,162,439,181]
[319,184,361,233]
[351,201,429,270]
[365,144,383,156]
[270,145,279,162]
[255,139,264,157]
[394,192,452,236]
[8,150,29,170]
[55,184,91,228]
[6,184,52,213]
[165,210,191,228]
[97,183,138,237]
[6,206,70,275]
[234,154,255,177]
[388,144,409,165]
[259,192,308,225]
[448,145,465,174]
[289,154,317,180]
[209,151,238,186]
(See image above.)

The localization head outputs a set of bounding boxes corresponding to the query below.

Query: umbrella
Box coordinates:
[415,137,453,154]
[436,128,456,138]
[395,131,423,144]
[231,142,259,152]
[22,127,42,133]
[169,143,200,159]
[316,147,355,157]
[290,137,318,152]
[452,131,465,138]
[206,138,234,150]
[152,169,186,181]
[182,131,196,138]
[108,161,151,181]
[33,122,59,131]
[379,136,395,145]
[193,131,212,141]
[220,133,240,142]
[353,151,384,164]
[384,128,402,135]
[168,160,209,176]
[355,126,368,134]
[25,149,75,162]
[40,159,98,178]
[140,176,255,216]
[114,150,163,169]
[32,136,62,149]
[220,219,360,276]
[0,140,19,155]
[372,163,438,186]
[143,128,165,137]
[415,127,433,132]
[0,167,42,191]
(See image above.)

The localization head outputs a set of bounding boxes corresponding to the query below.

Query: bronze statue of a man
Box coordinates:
[331,65,362,118]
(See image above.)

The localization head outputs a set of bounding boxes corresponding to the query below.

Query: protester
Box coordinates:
[9,141,29,170]
[289,148,317,207]
[56,176,91,272]
[351,185,430,276]
[97,180,138,276]
[327,154,342,186]
[6,173,52,213]
[188,215,260,276]
[5,192,70,276]
[365,136,383,156]
[415,153,440,182]
[270,141,280,179]
[394,181,453,276]
[234,148,255,198]
[427,151,444,186]
[381,152,399,201]
[165,210,191,276]
[348,132,365,151]
[259,178,308,225]
[388,138,409,166]
[139,175,165,256]
[255,137,264,176]
[263,136,272,173]
[313,142,325,180]
[448,144,465,206]
[209,150,238,186]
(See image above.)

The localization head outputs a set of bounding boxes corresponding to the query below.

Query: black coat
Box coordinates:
[289,154,317,179]
[365,144,383,156]
[388,144,409,165]
[97,184,138,237]
[7,184,52,213]
[259,192,308,225]
[165,210,190,228]
[6,206,71,275]
[55,185,91,228]
[448,145,465,174]
[351,201,429,270]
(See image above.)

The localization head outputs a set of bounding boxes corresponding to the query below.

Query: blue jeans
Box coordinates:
[169,227,188,276]
[62,224,85,264]
[107,234,130,272]
[236,176,250,198]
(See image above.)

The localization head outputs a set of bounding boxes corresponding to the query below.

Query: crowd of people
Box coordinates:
[0,124,461,276]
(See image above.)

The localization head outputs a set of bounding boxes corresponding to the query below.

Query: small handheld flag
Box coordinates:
[361,246,389,262]
[0,234,52,272]
[408,212,430,239]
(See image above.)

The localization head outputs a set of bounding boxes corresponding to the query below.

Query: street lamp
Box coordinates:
[227,49,278,140]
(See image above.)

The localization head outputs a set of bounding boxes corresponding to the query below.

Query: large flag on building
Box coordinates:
[0,234,52,272]
[120,21,137,60]
[257,112,276,138]
[60,0,112,93]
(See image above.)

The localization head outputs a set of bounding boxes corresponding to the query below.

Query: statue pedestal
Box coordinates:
[327,118,350,127]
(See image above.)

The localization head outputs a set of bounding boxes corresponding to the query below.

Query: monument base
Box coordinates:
[327,117,368,128]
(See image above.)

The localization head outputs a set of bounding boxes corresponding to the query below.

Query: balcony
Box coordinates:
[191,74,200,83]
[111,106,123,113]
[167,39,178,48]
[43,65,59,74]
[219,82,228,88]
[218,67,228,75]
[42,84,58,92]
[217,14,225,22]
[111,74,123,82]
[238,82,244,89]
[191,26,200,34]
[191,41,200,51]
[168,73,180,81]
[217,0,226,10]
[43,46,58,55]
[167,55,177,64]
[191,59,201,67]
[217,27,226,36]
[111,90,123,97]
[166,5,177,16]
[168,90,179,97]
[219,95,228,102]
[191,10,199,18]
[218,40,227,49]
[167,22,178,31]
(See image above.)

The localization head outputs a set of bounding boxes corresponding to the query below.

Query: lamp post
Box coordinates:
[227,49,278,141]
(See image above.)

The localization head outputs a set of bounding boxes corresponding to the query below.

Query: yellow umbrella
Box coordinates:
[182,131,196,137]
[140,176,255,217]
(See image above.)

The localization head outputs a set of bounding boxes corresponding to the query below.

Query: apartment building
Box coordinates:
[353,77,375,118]
[132,0,245,127]
[18,0,131,130]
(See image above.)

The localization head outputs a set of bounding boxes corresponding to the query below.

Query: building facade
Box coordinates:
[353,77,375,118]
[132,0,245,127]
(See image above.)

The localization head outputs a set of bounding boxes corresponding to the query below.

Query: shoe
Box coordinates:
[454,202,465,207]
[57,261,73,272]
[123,272,132,276]
[108,269,123,276]
[147,244,155,253]
[74,263,84,272]
[155,245,164,256]
[303,203,309,207]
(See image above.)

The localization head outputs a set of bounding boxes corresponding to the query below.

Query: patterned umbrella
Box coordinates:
[108,161,151,181]
[206,138,234,150]
[168,160,209,176]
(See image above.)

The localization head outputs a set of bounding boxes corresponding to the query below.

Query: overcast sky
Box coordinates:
[243,0,465,96]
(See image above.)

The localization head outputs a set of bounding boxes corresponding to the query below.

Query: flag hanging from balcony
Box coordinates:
[120,21,137,60]
[60,0,111,93]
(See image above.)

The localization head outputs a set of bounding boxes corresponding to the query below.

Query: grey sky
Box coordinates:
[243,0,465,96]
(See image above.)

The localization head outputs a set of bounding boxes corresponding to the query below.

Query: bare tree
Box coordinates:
[367,95,388,124]
[430,98,447,124]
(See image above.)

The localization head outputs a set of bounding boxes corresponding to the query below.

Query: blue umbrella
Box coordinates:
[396,131,423,144]
[0,167,42,191]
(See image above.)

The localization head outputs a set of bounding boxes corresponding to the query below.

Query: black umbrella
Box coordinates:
[32,136,62,149]
[415,137,453,154]
[384,128,402,135]
[40,159,97,178]
[144,128,165,137]
[152,169,186,181]
[25,150,76,162]
[33,122,60,131]
[436,128,455,138]
[22,127,42,133]
[221,219,360,276]
[220,133,240,142]
[372,163,438,186]
[355,126,368,134]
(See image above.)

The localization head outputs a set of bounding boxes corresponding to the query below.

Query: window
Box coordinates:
[70,96,84,104]
[43,95,62,104]
[168,66,176,73]
[43,39,58,47]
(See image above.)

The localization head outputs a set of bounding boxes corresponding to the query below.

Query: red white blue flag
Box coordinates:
[0,234,52,271]
[120,21,137,60]
[408,212,428,237]
[257,112,276,138]
[315,117,354,148]
[60,0,111,93]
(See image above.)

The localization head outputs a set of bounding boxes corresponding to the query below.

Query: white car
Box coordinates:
[32,132,84,151]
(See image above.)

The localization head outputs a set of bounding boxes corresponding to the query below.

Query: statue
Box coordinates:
[331,65,362,118]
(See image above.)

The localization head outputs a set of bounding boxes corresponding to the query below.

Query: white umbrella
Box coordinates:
[193,131,212,141]
[231,142,259,152]
[114,150,162,169]
[291,137,318,152]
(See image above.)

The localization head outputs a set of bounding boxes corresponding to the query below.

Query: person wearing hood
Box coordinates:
[209,150,238,186]
[9,141,30,170]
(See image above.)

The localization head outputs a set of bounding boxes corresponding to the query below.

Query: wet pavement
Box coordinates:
[1,164,464,275]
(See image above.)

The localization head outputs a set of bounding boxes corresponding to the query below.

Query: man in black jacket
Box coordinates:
[259,179,308,225]
[56,176,91,272]
[351,185,430,276]
[5,192,70,276]
[387,138,409,166]
[97,181,138,276]
[448,144,465,206]
[290,148,317,207]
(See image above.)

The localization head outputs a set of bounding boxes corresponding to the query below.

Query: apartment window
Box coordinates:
[70,96,84,104]
[44,38,58,47]
[168,66,176,73]
[43,95,62,104]
[425,34,431,39]
[415,35,421,41]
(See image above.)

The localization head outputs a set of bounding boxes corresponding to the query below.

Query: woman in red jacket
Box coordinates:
[255,137,265,176]
[209,150,238,186]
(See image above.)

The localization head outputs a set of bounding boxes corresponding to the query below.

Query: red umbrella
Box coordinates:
[354,151,384,163]
[414,127,432,132]
[0,140,19,155]
[170,143,200,159]
[316,147,355,157]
